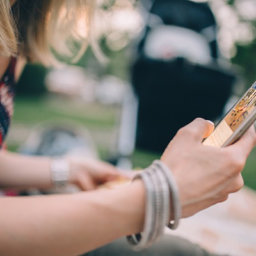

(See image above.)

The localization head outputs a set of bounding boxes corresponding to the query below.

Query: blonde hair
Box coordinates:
[0,0,97,66]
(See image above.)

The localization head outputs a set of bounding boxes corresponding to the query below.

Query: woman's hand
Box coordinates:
[161,118,256,218]
[67,157,126,191]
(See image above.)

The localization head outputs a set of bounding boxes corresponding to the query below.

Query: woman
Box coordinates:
[0,1,255,255]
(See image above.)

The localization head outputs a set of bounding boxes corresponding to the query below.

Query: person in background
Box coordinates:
[0,1,255,255]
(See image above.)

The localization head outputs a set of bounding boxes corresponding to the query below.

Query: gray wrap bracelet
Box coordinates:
[126,160,181,250]
[154,160,181,229]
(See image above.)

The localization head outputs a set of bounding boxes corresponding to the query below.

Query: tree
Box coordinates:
[209,0,256,86]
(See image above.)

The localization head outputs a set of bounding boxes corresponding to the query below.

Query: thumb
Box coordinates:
[182,118,214,142]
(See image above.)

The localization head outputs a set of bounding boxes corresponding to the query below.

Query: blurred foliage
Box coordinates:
[220,0,256,86]
[16,0,135,97]
[101,0,116,10]
[226,0,235,5]
[232,40,256,86]
[243,147,256,190]
[16,63,49,97]
[77,39,131,81]
[81,0,256,87]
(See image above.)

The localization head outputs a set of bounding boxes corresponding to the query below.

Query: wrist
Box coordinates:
[65,158,84,186]
[114,178,145,236]
[128,179,146,233]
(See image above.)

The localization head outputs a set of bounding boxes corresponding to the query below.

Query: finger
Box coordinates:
[104,171,134,184]
[84,159,120,181]
[101,163,121,176]
[97,163,123,181]
[98,161,118,172]
[88,160,119,175]
[104,173,122,182]
[226,174,244,194]
[77,174,96,191]
[228,125,256,157]
[119,170,139,179]
[180,118,214,142]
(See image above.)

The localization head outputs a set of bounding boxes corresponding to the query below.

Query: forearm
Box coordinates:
[0,180,145,256]
[0,150,52,190]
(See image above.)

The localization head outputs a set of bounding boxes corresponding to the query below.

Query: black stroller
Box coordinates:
[131,0,237,153]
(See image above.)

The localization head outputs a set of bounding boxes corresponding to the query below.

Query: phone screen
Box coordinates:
[204,82,256,147]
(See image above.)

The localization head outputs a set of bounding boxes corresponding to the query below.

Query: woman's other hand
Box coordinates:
[67,157,126,191]
[161,118,256,218]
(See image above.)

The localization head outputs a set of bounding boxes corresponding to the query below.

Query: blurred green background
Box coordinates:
[7,0,256,190]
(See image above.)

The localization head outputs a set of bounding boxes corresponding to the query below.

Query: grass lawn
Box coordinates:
[7,95,120,158]
[7,95,256,191]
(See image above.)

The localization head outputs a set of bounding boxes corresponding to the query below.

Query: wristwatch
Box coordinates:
[50,158,70,187]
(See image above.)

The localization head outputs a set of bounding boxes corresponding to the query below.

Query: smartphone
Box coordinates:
[203,81,256,147]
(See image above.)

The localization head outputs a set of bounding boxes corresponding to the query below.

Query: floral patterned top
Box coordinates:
[0,58,16,148]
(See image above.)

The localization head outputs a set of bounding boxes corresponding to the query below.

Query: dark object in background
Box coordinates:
[16,63,48,96]
[132,0,237,153]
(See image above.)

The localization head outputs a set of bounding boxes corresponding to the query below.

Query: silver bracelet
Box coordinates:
[154,160,181,229]
[127,170,156,249]
[147,165,168,244]
[152,165,170,239]
[50,158,70,187]
[127,160,180,250]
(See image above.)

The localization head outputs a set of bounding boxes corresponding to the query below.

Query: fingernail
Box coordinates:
[207,120,214,126]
